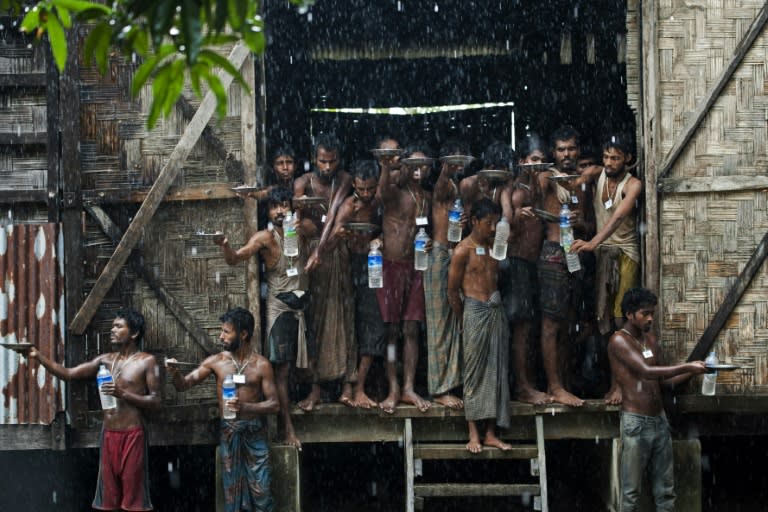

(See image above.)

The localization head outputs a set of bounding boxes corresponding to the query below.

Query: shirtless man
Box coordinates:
[213,187,313,449]
[29,308,160,512]
[424,139,470,410]
[499,136,552,405]
[460,141,511,214]
[324,160,385,408]
[572,135,643,405]
[295,133,356,411]
[168,308,279,512]
[535,125,592,406]
[448,198,511,453]
[376,143,433,413]
[608,288,706,512]
[239,145,299,202]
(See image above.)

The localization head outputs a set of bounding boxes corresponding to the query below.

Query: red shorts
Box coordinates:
[376,259,426,323]
[92,426,153,511]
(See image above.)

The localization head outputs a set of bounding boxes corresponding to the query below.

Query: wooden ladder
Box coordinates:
[405,415,549,511]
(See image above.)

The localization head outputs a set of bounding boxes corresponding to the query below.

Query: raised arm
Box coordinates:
[215,230,269,266]
[168,355,217,392]
[28,346,103,381]
[378,159,399,203]
[608,335,706,381]
[572,177,642,253]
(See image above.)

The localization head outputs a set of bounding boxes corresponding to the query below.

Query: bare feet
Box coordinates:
[604,387,622,406]
[338,384,355,408]
[433,393,464,410]
[284,431,302,451]
[466,438,483,453]
[484,434,513,451]
[298,386,322,412]
[353,389,378,409]
[401,389,431,412]
[550,387,585,407]
[379,392,399,415]
[516,387,554,406]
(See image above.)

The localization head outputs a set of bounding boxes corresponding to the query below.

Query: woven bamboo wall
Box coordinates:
[653,1,768,392]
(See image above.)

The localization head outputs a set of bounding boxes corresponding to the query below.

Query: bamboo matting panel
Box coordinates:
[0,151,47,190]
[661,190,768,393]
[656,0,768,178]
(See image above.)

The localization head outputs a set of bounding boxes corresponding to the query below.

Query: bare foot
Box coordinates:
[284,431,302,451]
[604,387,622,406]
[401,389,431,412]
[298,387,322,412]
[484,434,512,451]
[466,439,483,453]
[353,390,378,409]
[433,393,464,410]
[379,392,399,415]
[338,394,355,408]
[550,388,585,407]
[516,387,554,406]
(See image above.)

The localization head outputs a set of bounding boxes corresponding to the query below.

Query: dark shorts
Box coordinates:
[351,253,386,357]
[268,312,299,364]
[376,259,426,323]
[538,241,572,321]
[93,426,152,511]
[499,256,538,323]
[574,250,596,322]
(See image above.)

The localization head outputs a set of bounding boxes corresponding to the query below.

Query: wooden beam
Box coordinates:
[82,183,238,204]
[70,42,251,334]
[0,425,58,450]
[687,230,768,362]
[0,190,48,203]
[413,483,541,497]
[656,3,768,185]
[659,175,768,194]
[85,205,220,354]
[0,72,46,88]
[46,44,60,222]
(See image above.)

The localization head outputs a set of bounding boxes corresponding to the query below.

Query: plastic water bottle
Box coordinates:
[447,199,463,243]
[96,364,117,410]
[491,216,510,261]
[368,241,383,288]
[222,374,237,419]
[702,351,718,396]
[283,212,298,257]
[559,204,582,272]
[414,228,429,271]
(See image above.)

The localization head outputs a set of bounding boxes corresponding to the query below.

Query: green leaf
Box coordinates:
[180,0,202,63]
[54,6,72,28]
[242,25,265,55]
[160,59,186,116]
[53,0,109,14]
[226,0,243,30]
[148,62,174,127]
[20,7,41,34]
[197,48,248,90]
[130,43,176,97]
[205,71,228,120]
[46,14,68,71]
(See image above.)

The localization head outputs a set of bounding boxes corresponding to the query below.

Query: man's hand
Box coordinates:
[225,397,241,413]
[519,206,535,218]
[212,233,227,246]
[305,250,321,272]
[27,346,40,359]
[100,381,122,399]
[571,239,597,253]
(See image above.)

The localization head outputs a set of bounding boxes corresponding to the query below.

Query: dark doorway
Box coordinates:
[264,0,635,163]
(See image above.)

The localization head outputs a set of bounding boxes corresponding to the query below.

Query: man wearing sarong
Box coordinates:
[534,125,591,406]
[500,136,552,405]
[214,187,313,449]
[29,308,161,511]
[295,133,356,411]
[377,144,433,413]
[325,160,385,408]
[168,308,278,512]
[448,198,511,453]
[608,288,706,512]
[571,135,642,406]
[424,139,470,410]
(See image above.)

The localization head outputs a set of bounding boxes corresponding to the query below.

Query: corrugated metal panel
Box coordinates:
[0,223,65,424]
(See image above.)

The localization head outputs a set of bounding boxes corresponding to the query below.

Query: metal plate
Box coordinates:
[533,208,559,222]
[477,169,512,181]
[706,363,741,371]
[370,148,403,158]
[194,231,225,238]
[439,155,475,166]
[0,342,33,352]
[231,185,262,193]
[547,174,580,182]
[518,162,555,172]
[401,157,435,167]
[293,196,327,206]
[345,222,379,233]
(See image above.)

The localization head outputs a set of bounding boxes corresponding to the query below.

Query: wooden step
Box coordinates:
[414,483,541,497]
[414,443,538,460]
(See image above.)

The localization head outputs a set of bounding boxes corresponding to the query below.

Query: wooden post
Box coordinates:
[405,418,415,512]
[69,43,250,334]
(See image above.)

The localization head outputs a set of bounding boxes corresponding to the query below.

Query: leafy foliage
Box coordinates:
[11,0,311,128]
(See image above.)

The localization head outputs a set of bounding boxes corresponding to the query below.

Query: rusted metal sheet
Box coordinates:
[0,223,65,424]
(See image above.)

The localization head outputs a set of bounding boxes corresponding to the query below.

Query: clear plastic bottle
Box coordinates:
[283,212,299,257]
[414,228,429,271]
[447,199,463,243]
[559,203,574,252]
[222,374,237,419]
[490,216,510,261]
[96,364,117,410]
[702,351,718,396]
[368,241,383,288]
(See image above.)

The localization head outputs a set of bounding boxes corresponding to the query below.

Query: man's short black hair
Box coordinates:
[621,288,658,318]
[402,142,433,160]
[267,186,293,208]
[602,133,634,156]
[271,145,296,163]
[115,308,145,345]
[550,125,581,147]
[471,197,502,220]
[352,160,380,181]
[313,132,342,156]
[517,133,548,160]
[438,138,469,158]
[482,141,516,171]
[219,307,255,341]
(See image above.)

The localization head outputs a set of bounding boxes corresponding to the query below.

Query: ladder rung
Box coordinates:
[414,483,541,497]
[414,443,538,460]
